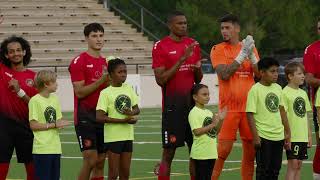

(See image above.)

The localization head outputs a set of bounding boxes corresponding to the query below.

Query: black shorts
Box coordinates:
[105,140,133,154]
[0,118,33,163]
[286,142,308,160]
[75,121,106,154]
[162,105,193,149]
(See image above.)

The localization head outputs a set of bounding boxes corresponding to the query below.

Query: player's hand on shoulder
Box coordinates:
[56,119,71,128]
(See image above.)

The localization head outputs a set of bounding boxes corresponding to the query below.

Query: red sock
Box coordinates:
[190,176,195,180]
[158,176,170,180]
[314,145,320,173]
[24,162,35,180]
[0,163,9,180]
[91,177,104,180]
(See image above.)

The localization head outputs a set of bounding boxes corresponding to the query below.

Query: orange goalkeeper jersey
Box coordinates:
[210,42,259,112]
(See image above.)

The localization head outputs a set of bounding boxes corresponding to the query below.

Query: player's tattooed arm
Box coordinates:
[215,61,241,80]
[305,73,320,88]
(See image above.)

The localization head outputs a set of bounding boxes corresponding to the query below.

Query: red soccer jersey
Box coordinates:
[0,63,37,124]
[69,52,108,125]
[152,36,201,109]
[303,40,320,105]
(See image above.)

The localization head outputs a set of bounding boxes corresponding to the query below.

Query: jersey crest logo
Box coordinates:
[114,94,131,114]
[293,97,306,118]
[203,117,217,138]
[95,71,102,78]
[26,79,34,87]
[44,106,57,123]
[265,92,279,113]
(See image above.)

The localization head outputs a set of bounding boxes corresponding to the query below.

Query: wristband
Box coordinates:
[17,89,26,98]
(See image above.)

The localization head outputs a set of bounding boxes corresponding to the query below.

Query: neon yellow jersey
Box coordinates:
[316,88,320,107]
[188,106,217,160]
[280,86,311,142]
[96,83,139,143]
[246,82,284,141]
[28,94,63,154]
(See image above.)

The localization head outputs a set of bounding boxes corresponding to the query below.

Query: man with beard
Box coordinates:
[210,14,259,180]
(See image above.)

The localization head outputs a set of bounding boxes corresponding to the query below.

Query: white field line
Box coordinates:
[59,132,161,135]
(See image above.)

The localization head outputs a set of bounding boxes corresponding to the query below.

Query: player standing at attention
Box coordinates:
[303,17,320,179]
[152,11,203,180]
[210,13,259,180]
[69,23,109,180]
[0,36,37,180]
[246,57,290,180]
[280,62,312,180]
[29,70,71,180]
[96,58,140,180]
[188,83,226,180]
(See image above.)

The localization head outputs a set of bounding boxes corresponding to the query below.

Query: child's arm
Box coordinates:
[123,105,140,116]
[96,110,134,124]
[279,105,291,150]
[193,108,227,136]
[30,119,70,131]
[308,111,312,148]
[247,112,260,149]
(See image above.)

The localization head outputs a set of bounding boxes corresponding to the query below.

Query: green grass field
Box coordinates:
[6,106,315,180]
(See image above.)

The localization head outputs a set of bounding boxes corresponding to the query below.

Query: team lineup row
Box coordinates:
[0,12,320,180]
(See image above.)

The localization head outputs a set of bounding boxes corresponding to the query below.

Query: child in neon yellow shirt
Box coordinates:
[28,70,70,180]
[246,57,290,179]
[188,83,226,180]
[280,62,312,180]
[96,58,140,179]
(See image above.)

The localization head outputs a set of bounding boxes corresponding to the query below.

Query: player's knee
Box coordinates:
[83,155,98,168]
[314,173,320,180]
[218,144,232,160]
[292,161,302,171]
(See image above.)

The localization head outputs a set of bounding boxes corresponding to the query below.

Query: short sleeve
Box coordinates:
[280,91,289,112]
[210,45,228,68]
[69,55,85,82]
[303,45,315,74]
[246,87,257,113]
[152,41,166,69]
[29,97,39,121]
[96,91,108,113]
[188,110,202,130]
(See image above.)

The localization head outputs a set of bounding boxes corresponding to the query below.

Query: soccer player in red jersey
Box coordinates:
[152,11,203,180]
[0,36,37,180]
[303,17,320,179]
[69,23,109,180]
[210,14,260,180]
